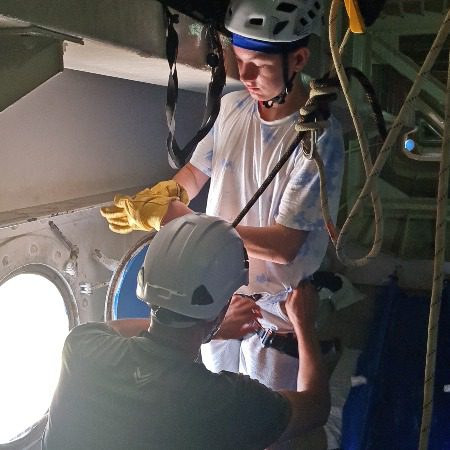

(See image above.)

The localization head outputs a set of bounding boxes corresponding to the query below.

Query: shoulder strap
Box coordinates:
[164,7,226,168]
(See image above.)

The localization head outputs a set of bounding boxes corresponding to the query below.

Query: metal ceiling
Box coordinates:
[0,0,448,261]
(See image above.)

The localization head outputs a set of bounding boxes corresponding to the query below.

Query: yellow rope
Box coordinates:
[328,0,384,266]
[325,4,450,448]
[418,48,450,450]
[329,1,450,267]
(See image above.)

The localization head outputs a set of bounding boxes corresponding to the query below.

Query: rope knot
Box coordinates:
[294,76,339,133]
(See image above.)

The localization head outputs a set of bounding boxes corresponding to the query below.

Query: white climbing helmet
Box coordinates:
[136,213,249,321]
[225,0,323,43]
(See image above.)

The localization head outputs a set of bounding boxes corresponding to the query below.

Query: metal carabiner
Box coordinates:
[303,127,317,160]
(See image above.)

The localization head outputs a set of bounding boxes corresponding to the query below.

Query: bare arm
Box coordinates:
[277,281,330,442]
[173,163,210,200]
[236,223,308,264]
[161,200,193,225]
[160,163,210,225]
[106,319,150,337]
[175,163,306,264]
[165,207,306,265]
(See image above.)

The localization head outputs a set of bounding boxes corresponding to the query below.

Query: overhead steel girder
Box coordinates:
[156,0,229,32]
[0,34,63,112]
[0,0,167,58]
[371,36,446,109]
[0,0,236,93]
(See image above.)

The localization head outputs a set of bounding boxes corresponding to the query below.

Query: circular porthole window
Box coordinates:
[0,264,77,447]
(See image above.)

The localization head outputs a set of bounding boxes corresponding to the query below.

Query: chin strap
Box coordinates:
[262,53,297,109]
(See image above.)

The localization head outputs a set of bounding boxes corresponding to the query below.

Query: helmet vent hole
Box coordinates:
[276,2,298,13]
[314,1,321,10]
[300,17,308,26]
[308,10,316,19]
[249,17,264,26]
[273,21,289,35]
[191,285,214,306]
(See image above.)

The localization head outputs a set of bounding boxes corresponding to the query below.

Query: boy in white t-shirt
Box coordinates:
[178,0,345,389]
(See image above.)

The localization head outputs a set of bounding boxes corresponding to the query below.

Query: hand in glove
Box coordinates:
[100,180,189,234]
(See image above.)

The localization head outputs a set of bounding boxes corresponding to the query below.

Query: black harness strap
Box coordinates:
[165,7,226,168]
[251,273,344,358]
[256,327,300,358]
[255,325,340,358]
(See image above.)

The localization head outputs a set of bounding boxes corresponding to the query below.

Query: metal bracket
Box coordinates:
[0,25,83,45]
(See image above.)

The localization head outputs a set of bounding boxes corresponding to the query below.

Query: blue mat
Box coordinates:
[342,280,450,450]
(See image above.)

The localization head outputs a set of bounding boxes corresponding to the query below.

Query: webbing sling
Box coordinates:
[165,7,226,169]
[255,324,340,358]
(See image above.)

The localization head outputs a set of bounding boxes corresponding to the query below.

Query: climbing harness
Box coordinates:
[255,324,340,358]
[255,326,299,358]
[251,272,343,358]
[164,7,226,169]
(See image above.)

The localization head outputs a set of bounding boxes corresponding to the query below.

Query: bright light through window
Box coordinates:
[0,272,70,444]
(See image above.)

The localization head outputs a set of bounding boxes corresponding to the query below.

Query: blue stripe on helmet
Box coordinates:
[231,33,308,54]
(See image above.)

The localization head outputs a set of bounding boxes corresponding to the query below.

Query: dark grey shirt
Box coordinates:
[43,323,291,450]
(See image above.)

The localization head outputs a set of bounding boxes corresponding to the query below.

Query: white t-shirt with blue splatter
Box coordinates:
[197,90,344,386]
[190,90,345,296]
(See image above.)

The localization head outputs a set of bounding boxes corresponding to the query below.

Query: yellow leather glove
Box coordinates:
[100,180,189,234]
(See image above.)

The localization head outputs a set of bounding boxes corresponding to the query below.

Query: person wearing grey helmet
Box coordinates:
[43,214,329,449]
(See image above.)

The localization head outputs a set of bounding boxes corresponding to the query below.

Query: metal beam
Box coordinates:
[0,35,63,112]
[371,36,446,108]
[371,11,444,34]
[0,0,166,57]
[0,0,240,90]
